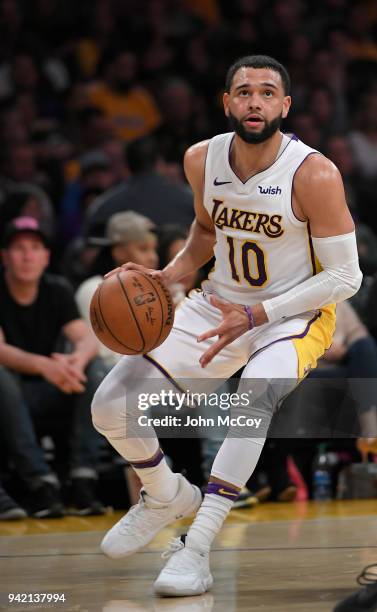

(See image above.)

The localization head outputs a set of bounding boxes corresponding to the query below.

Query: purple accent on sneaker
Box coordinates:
[131,449,164,469]
[206,482,240,501]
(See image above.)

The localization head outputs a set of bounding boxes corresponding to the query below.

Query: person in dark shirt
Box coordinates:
[85,136,194,239]
[0,216,107,517]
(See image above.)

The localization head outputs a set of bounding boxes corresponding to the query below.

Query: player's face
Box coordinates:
[223,67,291,144]
[2,234,49,283]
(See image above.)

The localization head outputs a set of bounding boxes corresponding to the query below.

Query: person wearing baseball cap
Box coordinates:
[76,210,158,369]
[0,216,107,517]
[1,215,50,248]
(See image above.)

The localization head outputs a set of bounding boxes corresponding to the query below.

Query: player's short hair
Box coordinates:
[225,55,291,95]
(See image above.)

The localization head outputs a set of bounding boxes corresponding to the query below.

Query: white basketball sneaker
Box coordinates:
[101,475,202,559]
[154,536,213,597]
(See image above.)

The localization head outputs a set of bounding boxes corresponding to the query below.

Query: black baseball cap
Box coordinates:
[1,216,50,248]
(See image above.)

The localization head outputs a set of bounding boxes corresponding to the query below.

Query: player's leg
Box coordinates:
[91,355,202,558]
[91,292,247,559]
[154,341,299,597]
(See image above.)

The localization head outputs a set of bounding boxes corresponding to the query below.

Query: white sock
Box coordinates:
[132,455,179,503]
[186,493,233,553]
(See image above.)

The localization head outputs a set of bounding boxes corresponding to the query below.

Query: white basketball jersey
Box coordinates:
[203,132,321,305]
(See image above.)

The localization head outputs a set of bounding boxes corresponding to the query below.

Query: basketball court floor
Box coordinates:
[1,500,376,611]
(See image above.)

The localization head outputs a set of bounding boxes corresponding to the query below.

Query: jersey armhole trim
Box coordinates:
[288,151,321,227]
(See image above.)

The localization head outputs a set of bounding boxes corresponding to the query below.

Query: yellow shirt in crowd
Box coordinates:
[88,83,161,141]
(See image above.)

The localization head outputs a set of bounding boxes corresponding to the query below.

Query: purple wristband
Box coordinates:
[243,305,255,330]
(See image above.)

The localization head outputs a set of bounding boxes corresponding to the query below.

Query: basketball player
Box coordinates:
[91,55,362,596]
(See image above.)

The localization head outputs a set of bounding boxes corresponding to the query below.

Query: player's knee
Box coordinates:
[91,380,126,435]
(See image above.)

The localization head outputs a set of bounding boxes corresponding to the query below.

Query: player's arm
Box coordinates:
[162,140,216,285]
[261,154,362,323]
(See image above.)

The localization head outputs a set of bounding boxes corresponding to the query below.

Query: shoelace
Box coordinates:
[357,564,377,586]
[161,537,185,560]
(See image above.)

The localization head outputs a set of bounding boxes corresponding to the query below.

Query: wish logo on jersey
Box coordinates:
[258,185,282,195]
[212,199,284,238]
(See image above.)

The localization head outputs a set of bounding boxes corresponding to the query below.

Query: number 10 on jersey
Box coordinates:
[226,237,268,287]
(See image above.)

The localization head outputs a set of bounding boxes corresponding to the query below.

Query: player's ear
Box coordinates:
[223,92,230,117]
[282,95,291,119]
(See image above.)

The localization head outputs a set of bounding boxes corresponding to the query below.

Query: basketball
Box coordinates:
[89,270,174,355]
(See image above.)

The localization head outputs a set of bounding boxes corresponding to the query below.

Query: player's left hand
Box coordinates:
[197,296,250,368]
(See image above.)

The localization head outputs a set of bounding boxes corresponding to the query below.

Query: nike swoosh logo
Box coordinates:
[214,177,232,186]
[219,488,238,497]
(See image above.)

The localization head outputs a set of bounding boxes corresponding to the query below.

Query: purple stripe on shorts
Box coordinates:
[206,482,239,501]
[131,449,164,469]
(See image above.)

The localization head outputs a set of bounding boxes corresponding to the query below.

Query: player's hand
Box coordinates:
[197,296,250,368]
[42,356,86,394]
[104,262,165,283]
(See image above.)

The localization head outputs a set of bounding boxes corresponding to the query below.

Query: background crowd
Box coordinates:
[0,0,377,519]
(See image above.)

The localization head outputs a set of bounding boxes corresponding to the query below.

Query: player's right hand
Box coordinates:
[42,357,86,394]
[104,262,166,283]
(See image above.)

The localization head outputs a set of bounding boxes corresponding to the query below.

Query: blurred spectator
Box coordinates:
[350,223,377,322]
[325,134,362,217]
[345,4,377,63]
[87,49,161,141]
[85,136,194,239]
[0,479,26,520]
[0,142,52,196]
[0,106,29,146]
[60,150,117,245]
[0,363,65,518]
[76,210,158,369]
[349,93,377,179]
[0,216,107,516]
[365,273,377,341]
[307,86,347,136]
[309,48,346,95]
[101,138,128,183]
[0,49,64,119]
[355,223,377,277]
[0,0,26,58]
[74,0,118,80]
[290,112,323,150]
[155,77,210,163]
[311,300,377,441]
[69,106,114,152]
[0,189,54,238]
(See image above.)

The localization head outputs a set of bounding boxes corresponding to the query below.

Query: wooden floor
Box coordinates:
[0,500,376,611]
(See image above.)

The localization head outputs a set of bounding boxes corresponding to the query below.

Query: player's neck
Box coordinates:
[230,131,283,182]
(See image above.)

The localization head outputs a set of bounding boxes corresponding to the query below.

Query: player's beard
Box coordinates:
[228,111,283,144]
